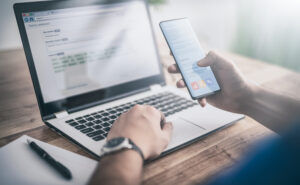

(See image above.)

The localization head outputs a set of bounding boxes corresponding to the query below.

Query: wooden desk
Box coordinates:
[0,46,299,185]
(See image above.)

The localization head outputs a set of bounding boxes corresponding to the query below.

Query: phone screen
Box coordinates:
[160,18,220,99]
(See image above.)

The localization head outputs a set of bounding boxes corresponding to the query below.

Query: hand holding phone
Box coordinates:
[160,18,221,100]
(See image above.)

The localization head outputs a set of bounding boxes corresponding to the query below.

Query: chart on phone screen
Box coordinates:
[23,1,160,103]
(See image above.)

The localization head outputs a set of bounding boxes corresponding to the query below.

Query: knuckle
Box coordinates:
[145,106,158,115]
[132,104,143,111]
[168,65,174,70]
[153,148,161,157]
[167,122,173,130]
[119,111,127,118]
[208,50,216,57]
[146,105,157,112]
[208,51,218,61]
[162,136,169,146]
[228,59,236,67]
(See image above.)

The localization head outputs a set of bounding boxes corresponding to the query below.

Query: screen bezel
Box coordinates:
[159,18,220,100]
[14,0,165,119]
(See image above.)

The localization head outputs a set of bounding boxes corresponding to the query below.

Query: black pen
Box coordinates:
[27,139,72,180]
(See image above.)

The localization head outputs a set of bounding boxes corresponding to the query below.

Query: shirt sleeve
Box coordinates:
[204,122,300,185]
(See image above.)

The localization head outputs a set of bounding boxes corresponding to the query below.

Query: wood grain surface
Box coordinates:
[0,44,299,185]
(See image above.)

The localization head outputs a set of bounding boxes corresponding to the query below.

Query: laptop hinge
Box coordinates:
[150,84,162,91]
[54,110,69,119]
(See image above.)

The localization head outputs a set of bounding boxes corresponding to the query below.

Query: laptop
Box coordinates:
[14,0,244,158]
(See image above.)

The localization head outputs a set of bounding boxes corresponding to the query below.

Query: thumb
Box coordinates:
[197,51,216,67]
[162,122,173,143]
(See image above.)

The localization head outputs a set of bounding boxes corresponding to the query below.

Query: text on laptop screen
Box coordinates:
[22,1,160,103]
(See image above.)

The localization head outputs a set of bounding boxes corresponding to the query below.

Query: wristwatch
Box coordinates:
[100,137,144,161]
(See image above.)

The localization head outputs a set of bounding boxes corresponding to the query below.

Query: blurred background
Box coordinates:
[1,0,300,71]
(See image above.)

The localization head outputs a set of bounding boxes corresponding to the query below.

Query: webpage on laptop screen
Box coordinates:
[23,1,160,103]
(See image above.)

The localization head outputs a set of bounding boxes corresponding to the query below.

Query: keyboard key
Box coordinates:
[93,125,102,130]
[78,119,87,124]
[65,119,74,123]
[162,108,168,112]
[81,128,94,134]
[84,115,91,117]
[93,120,102,124]
[102,117,109,122]
[87,130,105,137]
[94,115,102,119]
[103,127,110,132]
[173,107,183,113]
[124,106,130,110]
[116,108,123,112]
[69,122,78,127]
[75,125,86,130]
[109,110,117,114]
[151,101,159,106]
[109,115,117,120]
[157,104,164,108]
[86,122,94,127]
[101,112,109,116]
[86,117,95,121]
[68,121,76,125]
[75,117,83,120]
[93,135,104,141]
[182,104,191,109]
[102,123,110,127]
[168,110,175,115]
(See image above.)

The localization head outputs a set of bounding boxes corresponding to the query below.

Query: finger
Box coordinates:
[159,111,166,128]
[162,121,173,143]
[145,105,162,122]
[167,64,179,73]
[176,79,186,88]
[197,51,216,67]
[160,111,166,122]
[198,98,207,107]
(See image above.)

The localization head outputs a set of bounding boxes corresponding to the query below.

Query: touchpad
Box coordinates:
[165,117,205,151]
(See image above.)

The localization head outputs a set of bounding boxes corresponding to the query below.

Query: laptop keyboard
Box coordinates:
[65,92,198,142]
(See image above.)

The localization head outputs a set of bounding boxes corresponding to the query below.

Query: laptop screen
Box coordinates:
[22,1,160,103]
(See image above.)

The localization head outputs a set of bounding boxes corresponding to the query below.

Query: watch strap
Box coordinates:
[128,139,145,161]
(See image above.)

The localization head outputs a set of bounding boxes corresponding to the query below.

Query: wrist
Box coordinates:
[101,137,145,161]
[239,82,261,116]
[127,137,150,160]
[91,149,143,185]
[101,149,143,164]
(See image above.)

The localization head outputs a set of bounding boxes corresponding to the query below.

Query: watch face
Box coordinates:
[106,137,125,148]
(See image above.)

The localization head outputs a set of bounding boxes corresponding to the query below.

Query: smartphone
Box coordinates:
[160,18,221,100]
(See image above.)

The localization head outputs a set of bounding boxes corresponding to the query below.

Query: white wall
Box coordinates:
[150,0,238,51]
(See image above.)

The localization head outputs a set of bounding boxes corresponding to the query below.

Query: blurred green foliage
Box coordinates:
[148,0,167,5]
[231,1,300,72]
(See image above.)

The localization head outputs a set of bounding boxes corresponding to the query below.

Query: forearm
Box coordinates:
[242,84,300,134]
[89,150,143,185]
